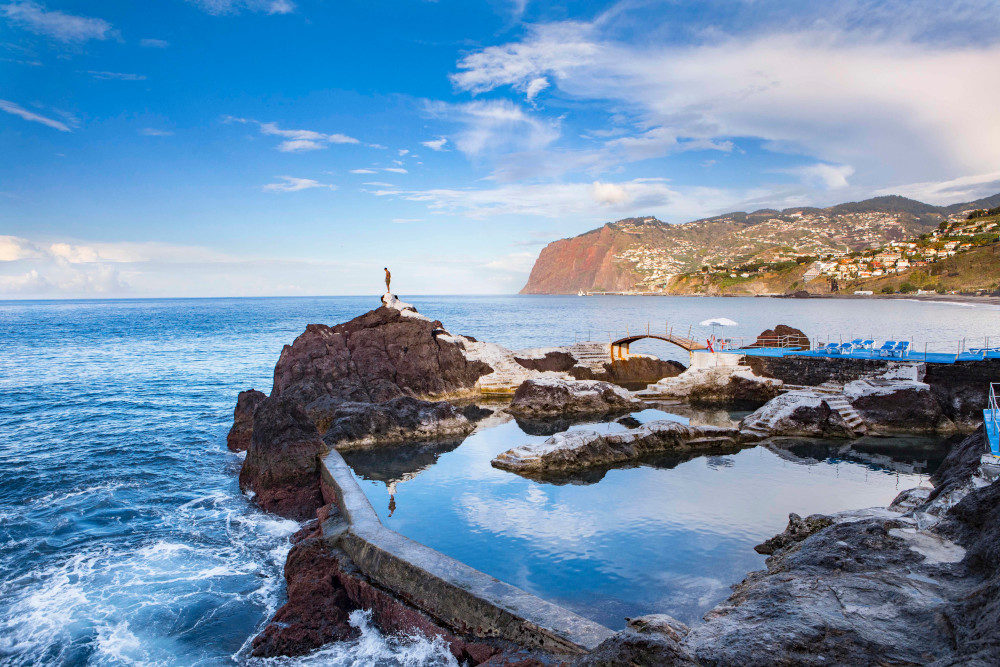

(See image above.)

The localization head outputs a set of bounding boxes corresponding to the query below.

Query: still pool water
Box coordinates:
[343,411,944,629]
[0,295,993,664]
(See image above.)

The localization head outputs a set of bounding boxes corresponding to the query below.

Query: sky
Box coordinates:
[2,0,1000,298]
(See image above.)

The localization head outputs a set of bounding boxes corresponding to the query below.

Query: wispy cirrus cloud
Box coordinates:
[88,70,146,81]
[186,0,294,16]
[0,99,71,131]
[140,38,169,48]
[1,0,116,42]
[370,177,769,221]
[424,99,559,160]
[225,116,360,152]
[262,176,335,192]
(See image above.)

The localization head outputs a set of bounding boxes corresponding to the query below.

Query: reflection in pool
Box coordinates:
[341,409,943,629]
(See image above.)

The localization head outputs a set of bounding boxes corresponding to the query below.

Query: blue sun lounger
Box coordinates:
[878,341,897,357]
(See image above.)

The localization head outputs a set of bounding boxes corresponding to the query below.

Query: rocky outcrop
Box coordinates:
[843,377,957,434]
[313,396,476,450]
[739,390,853,439]
[226,388,266,452]
[493,420,741,476]
[753,512,834,555]
[507,378,642,419]
[577,615,697,666]
[271,304,492,406]
[747,324,810,350]
[239,396,327,520]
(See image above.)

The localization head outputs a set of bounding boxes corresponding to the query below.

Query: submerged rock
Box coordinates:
[313,395,475,450]
[507,377,642,419]
[226,388,266,452]
[239,396,326,520]
[493,419,741,476]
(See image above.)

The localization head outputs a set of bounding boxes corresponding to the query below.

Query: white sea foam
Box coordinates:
[250,610,458,667]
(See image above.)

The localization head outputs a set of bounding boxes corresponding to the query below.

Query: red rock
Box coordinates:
[271,306,492,406]
[226,388,266,452]
[239,396,326,520]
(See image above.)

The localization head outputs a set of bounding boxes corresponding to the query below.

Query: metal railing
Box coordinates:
[989,383,1000,441]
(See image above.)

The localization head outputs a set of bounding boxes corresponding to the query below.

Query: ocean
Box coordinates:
[1,295,996,665]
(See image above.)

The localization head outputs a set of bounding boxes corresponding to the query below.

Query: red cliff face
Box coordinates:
[519,225,640,294]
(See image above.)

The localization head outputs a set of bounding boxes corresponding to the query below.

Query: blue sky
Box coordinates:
[3,0,1000,297]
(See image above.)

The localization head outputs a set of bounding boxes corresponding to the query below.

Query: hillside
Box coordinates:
[520,193,1000,294]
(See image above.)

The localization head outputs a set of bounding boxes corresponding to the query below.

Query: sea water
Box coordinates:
[1,295,995,665]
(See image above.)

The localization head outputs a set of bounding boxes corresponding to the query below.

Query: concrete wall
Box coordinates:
[319,450,614,654]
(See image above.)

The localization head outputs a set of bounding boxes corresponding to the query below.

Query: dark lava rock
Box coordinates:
[596,356,686,386]
[314,395,475,450]
[748,324,811,350]
[226,388,266,452]
[844,378,956,434]
[271,306,492,406]
[513,350,578,373]
[239,396,326,520]
[929,428,988,503]
[577,614,697,666]
[508,378,642,419]
[754,512,834,555]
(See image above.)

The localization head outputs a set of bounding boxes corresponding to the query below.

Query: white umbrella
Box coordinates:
[700,317,738,348]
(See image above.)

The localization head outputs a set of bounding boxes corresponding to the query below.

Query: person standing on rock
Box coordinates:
[384,267,391,294]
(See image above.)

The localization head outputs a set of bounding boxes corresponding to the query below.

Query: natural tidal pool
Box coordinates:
[343,408,946,630]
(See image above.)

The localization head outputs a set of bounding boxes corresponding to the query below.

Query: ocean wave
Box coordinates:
[246,610,458,667]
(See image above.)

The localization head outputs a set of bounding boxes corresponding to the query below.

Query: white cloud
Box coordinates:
[140,38,169,48]
[398,148,409,156]
[421,137,448,151]
[1,1,115,43]
[590,181,631,205]
[350,168,377,174]
[263,176,335,192]
[484,251,536,272]
[785,163,855,189]
[0,235,42,261]
[450,14,1000,189]
[525,76,549,100]
[383,167,408,174]
[425,99,559,159]
[88,71,146,81]
[0,99,71,132]
[186,0,295,15]
[140,128,173,136]
[226,117,360,152]
[875,171,1000,205]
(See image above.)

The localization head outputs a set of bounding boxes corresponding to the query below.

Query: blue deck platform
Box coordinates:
[986,410,1000,456]
[724,347,1000,365]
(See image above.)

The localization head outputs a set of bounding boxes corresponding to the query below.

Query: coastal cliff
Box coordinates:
[521,193,1000,295]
